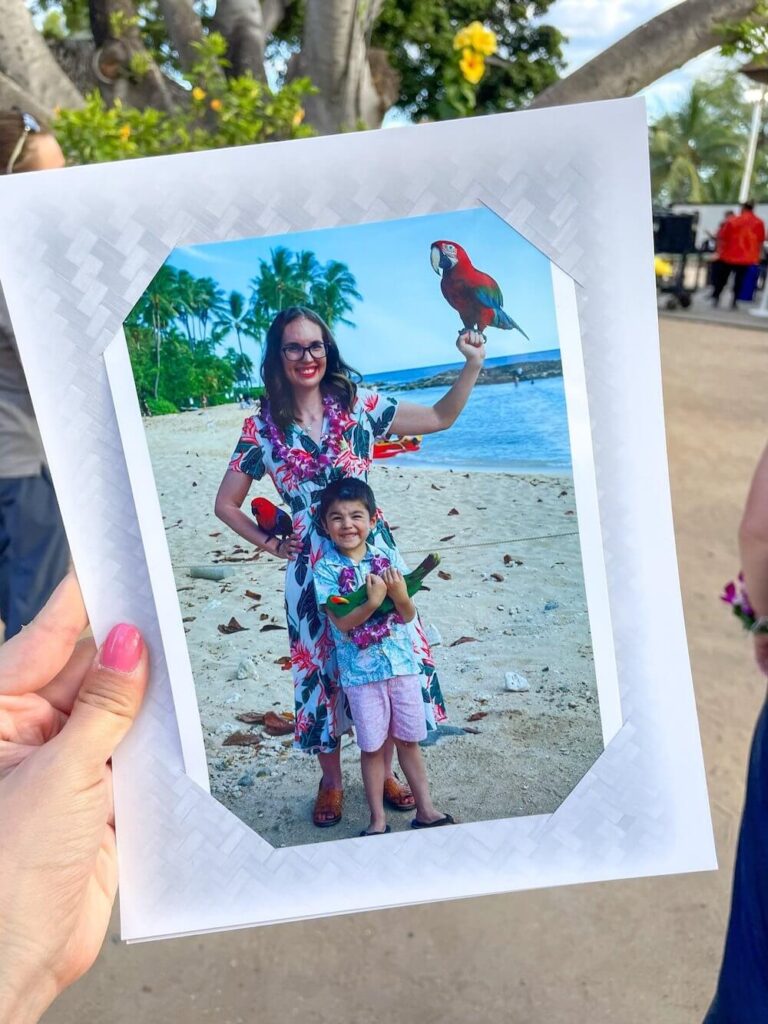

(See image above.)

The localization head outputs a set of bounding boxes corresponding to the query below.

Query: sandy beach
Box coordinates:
[45,316,764,1024]
[145,406,602,846]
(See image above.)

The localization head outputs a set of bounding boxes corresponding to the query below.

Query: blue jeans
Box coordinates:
[0,470,69,639]
[704,699,768,1022]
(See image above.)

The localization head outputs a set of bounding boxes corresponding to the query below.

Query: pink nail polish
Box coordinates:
[101,623,143,674]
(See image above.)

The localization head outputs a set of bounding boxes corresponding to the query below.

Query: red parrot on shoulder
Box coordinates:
[251,497,293,539]
[430,240,528,340]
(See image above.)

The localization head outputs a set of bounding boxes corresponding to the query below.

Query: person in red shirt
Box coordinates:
[711,201,767,308]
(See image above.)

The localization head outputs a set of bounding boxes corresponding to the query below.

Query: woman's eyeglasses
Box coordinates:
[281,341,328,362]
[6,112,42,175]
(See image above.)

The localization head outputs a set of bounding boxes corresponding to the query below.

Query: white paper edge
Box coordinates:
[552,266,622,744]
[104,331,210,790]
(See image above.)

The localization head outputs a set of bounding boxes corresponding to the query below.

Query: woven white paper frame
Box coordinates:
[0,97,714,941]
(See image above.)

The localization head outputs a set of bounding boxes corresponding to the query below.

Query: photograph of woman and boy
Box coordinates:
[131,207,604,848]
[215,306,483,835]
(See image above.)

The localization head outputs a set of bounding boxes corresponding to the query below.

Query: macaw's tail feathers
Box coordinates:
[494,307,529,339]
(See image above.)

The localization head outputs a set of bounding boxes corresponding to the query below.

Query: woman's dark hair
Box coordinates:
[260,306,361,431]
[318,478,377,526]
[0,110,50,175]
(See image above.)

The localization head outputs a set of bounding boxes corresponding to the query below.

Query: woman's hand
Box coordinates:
[273,532,302,562]
[456,329,486,368]
[0,575,149,1024]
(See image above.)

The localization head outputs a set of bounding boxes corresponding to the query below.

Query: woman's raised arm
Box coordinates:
[390,330,485,436]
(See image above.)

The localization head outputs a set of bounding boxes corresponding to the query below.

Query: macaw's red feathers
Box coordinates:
[431,239,529,340]
[251,497,293,538]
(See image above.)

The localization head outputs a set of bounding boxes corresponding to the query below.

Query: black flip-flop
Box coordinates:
[359,825,392,837]
[411,813,455,830]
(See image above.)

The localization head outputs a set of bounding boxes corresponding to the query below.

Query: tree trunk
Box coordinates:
[0,0,84,113]
[0,69,53,122]
[293,0,391,134]
[212,0,268,79]
[156,0,204,73]
[531,0,763,108]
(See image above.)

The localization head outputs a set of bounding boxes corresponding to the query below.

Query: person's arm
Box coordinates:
[381,566,415,623]
[390,330,485,436]
[0,575,149,1024]
[214,470,300,560]
[739,442,768,674]
[324,574,387,632]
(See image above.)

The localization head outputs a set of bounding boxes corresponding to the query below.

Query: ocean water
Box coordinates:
[386,377,572,472]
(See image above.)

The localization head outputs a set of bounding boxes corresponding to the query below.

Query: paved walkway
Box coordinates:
[660,282,768,331]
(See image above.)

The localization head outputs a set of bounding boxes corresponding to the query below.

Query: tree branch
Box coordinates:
[530,0,763,108]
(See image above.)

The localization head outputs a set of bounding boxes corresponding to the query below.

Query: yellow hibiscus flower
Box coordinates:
[118,124,131,141]
[459,48,485,85]
[469,21,497,56]
[192,86,206,101]
[453,21,497,57]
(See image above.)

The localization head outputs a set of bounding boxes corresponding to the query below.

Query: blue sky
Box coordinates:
[170,207,559,377]
[548,0,731,117]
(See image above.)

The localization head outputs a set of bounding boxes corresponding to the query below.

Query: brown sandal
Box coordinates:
[383,775,416,812]
[313,784,343,828]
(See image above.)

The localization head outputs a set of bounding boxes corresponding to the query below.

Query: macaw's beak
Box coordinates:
[430,244,442,275]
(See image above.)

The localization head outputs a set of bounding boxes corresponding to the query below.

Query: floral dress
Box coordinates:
[228,387,447,754]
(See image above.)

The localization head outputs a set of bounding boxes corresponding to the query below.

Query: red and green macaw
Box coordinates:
[430,240,529,340]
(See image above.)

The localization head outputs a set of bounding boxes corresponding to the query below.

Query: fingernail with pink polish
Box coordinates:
[100,623,143,674]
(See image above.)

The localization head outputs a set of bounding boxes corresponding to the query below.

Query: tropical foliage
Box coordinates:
[649,75,768,206]
[126,246,361,413]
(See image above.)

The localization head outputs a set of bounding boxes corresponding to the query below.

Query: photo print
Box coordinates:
[0,98,713,939]
[127,206,611,848]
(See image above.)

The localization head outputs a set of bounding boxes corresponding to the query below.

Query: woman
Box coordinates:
[704,442,768,1022]
[0,110,69,639]
[215,306,484,827]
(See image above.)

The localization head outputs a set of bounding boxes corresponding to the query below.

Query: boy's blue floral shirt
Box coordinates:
[314,538,420,688]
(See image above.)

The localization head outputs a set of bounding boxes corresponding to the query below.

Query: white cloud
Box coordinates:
[549,0,686,69]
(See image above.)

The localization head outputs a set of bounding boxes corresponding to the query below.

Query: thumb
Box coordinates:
[59,623,149,771]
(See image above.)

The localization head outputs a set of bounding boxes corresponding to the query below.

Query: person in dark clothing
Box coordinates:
[0,110,69,638]
[704,442,768,1022]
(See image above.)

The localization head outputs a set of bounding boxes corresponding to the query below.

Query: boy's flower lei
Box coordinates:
[349,611,404,650]
[337,556,401,649]
[720,572,756,629]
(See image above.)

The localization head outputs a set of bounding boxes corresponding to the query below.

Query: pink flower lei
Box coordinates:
[262,394,347,483]
[337,556,404,649]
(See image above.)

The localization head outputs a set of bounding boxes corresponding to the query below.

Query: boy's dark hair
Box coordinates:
[317,478,376,527]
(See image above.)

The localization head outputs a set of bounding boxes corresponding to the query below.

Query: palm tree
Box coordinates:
[216,291,256,386]
[192,276,226,346]
[250,246,307,316]
[649,78,748,206]
[310,260,362,328]
[132,265,179,399]
[173,269,199,346]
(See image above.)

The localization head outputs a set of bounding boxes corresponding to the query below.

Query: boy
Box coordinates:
[313,477,454,836]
